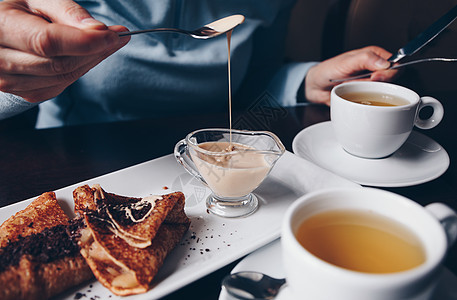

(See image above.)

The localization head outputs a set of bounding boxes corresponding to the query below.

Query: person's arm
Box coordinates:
[264,61,318,107]
[0,0,130,118]
[266,46,398,107]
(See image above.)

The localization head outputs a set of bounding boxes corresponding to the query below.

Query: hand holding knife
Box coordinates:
[388,4,457,63]
[331,4,457,82]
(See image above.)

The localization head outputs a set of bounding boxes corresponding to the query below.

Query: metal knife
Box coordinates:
[388,4,457,63]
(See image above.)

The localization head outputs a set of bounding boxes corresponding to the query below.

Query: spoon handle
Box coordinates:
[330,57,457,83]
[118,28,189,37]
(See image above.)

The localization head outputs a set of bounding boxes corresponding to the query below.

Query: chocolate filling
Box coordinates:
[92,195,157,227]
[104,202,151,227]
[0,218,84,272]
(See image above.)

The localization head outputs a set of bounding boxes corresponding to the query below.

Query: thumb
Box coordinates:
[369,55,391,71]
[360,47,392,71]
[29,0,108,30]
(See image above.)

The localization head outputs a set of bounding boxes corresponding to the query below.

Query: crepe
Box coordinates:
[74,184,189,248]
[74,184,190,296]
[0,192,69,248]
[0,192,93,300]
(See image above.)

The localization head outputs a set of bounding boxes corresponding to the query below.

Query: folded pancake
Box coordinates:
[74,184,190,296]
[0,192,69,248]
[74,184,189,248]
[0,192,93,300]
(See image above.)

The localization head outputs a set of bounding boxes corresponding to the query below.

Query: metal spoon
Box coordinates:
[222,271,286,300]
[118,14,245,38]
[330,57,457,83]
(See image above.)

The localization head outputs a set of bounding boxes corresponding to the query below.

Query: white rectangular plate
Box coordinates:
[0,151,359,299]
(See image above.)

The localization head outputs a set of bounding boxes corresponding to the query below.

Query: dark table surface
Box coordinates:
[1,92,456,299]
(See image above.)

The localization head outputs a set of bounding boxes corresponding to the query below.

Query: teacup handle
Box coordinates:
[174,139,208,185]
[425,202,457,247]
[414,96,444,130]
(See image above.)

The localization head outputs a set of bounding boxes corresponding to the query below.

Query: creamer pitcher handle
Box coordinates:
[425,202,457,246]
[174,139,207,185]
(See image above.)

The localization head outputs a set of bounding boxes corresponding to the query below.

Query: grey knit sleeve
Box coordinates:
[0,92,38,120]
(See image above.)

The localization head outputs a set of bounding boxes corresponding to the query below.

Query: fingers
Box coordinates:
[0,25,129,76]
[0,25,129,103]
[27,0,107,30]
[0,44,122,103]
[0,0,130,103]
[355,46,399,82]
[370,68,399,82]
[356,46,392,71]
[0,51,106,92]
[0,47,86,76]
[0,1,121,57]
[304,46,399,105]
[333,46,389,76]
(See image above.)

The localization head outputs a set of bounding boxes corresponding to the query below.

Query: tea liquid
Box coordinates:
[296,209,426,273]
[340,92,410,107]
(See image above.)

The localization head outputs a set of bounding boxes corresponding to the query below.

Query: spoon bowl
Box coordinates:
[118,14,245,38]
[222,271,286,300]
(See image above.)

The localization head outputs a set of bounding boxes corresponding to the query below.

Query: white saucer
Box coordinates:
[292,121,450,187]
[219,239,457,300]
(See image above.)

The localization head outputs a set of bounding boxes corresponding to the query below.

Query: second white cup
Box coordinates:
[331,81,444,158]
[282,187,457,300]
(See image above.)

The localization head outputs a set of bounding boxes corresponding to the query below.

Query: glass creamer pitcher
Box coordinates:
[174,128,285,218]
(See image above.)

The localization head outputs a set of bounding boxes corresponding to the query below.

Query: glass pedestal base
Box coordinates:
[206,193,258,218]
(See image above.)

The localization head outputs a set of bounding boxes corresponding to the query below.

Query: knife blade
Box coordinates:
[388,4,457,63]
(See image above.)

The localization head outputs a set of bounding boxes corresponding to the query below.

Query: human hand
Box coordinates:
[0,0,130,103]
[304,46,398,106]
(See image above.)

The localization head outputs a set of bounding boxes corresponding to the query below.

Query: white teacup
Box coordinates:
[331,81,444,158]
[282,187,457,300]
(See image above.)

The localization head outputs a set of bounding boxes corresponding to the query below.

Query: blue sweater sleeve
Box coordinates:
[0,92,38,120]
[266,61,318,107]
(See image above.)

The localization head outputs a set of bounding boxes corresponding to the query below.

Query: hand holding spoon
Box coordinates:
[118,14,245,39]
[222,271,286,300]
